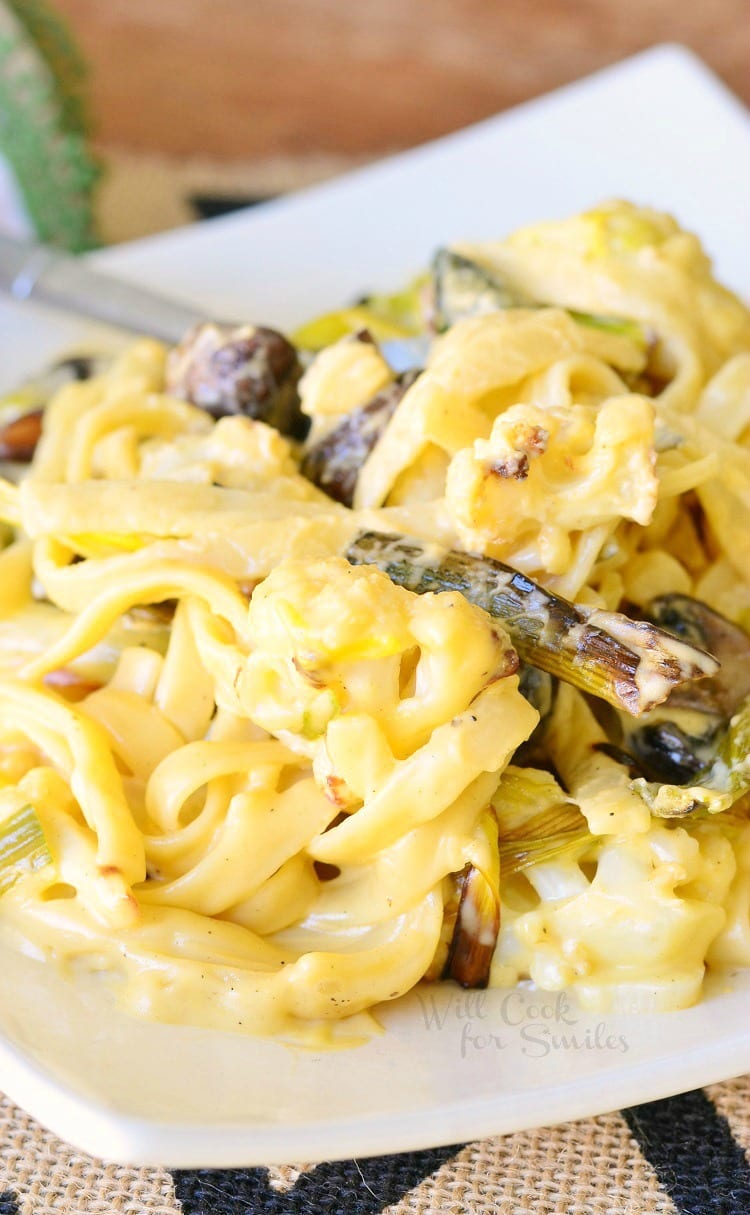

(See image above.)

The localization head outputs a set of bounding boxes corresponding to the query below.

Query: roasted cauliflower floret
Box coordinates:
[299,331,394,441]
[241,557,523,755]
[138,415,299,486]
[446,396,657,572]
[235,558,539,862]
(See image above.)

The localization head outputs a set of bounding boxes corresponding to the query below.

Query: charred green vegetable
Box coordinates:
[431,249,529,331]
[433,808,501,989]
[0,804,52,895]
[437,862,500,988]
[345,530,718,718]
[301,371,419,506]
[167,322,308,439]
[631,694,750,818]
[492,767,593,875]
[430,247,649,349]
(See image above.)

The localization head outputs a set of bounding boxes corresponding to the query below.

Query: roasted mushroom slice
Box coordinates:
[0,353,105,467]
[626,718,721,786]
[0,410,43,463]
[630,695,750,818]
[166,323,308,439]
[300,371,419,507]
[616,595,750,808]
[643,594,750,717]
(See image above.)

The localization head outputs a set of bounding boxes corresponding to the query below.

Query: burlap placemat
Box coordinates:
[1,1076,749,1213]
[1,164,747,1215]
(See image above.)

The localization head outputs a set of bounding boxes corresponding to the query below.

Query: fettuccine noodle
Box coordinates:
[0,200,749,1039]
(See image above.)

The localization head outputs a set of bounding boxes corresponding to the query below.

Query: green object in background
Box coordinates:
[0,0,99,250]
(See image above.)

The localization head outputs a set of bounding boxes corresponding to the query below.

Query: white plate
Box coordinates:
[0,44,749,1166]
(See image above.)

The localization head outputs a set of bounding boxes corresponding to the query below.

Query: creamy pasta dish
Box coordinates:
[0,200,749,1042]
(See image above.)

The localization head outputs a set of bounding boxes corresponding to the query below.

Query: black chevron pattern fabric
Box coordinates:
[164,1092,750,1215]
[0,191,747,1215]
[172,1145,466,1215]
[623,1091,750,1215]
[2,1086,749,1214]
[156,192,750,1215]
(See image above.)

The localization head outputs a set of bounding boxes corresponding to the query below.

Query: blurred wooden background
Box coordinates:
[48,0,749,241]
[55,0,749,162]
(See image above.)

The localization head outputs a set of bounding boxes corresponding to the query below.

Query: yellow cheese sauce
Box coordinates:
[0,201,749,1040]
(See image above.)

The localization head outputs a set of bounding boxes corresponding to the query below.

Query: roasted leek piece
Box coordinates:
[0,804,52,896]
[493,766,592,875]
[345,530,718,717]
[430,248,648,349]
[498,804,592,876]
[431,249,529,331]
[442,861,500,989]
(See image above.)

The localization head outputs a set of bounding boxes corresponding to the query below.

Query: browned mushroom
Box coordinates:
[166,322,308,439]
[644,594,750,718]
[300,371,419,506]
[611,595,750,797]
[0,410,44,463]
[0,354,103,466]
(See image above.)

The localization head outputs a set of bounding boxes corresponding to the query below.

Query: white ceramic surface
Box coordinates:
[0,44,748,1166]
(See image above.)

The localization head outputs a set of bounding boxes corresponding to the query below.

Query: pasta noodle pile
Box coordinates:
[0,200,749,1038]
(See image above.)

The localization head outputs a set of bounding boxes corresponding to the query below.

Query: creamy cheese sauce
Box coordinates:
[0,201,749,1038]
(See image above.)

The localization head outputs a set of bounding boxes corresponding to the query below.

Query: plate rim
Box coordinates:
[2,996,750,1166]
[2,42,750,1166]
